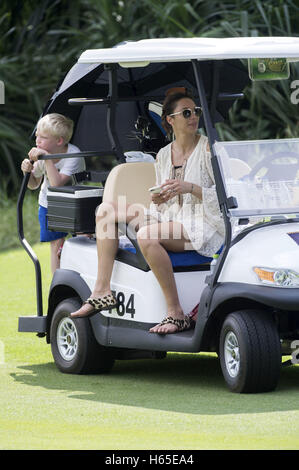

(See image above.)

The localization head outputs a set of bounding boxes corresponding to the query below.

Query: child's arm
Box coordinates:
[28,147,71,187]
[44,160,71,187]
[21,159,43,190]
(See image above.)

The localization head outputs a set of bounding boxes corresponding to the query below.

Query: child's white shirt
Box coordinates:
[32,143,85,208]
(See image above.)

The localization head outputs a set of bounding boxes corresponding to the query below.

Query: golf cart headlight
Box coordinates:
[253,267,299,288]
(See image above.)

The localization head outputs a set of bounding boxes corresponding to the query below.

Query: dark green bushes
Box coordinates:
[0,0,298,195]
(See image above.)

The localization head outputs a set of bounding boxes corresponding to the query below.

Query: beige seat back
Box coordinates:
[103,162,156,207]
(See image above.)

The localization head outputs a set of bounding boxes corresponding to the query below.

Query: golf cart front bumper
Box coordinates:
[210,282,299,312]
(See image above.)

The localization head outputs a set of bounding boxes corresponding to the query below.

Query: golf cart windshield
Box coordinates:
[214,139,299,217]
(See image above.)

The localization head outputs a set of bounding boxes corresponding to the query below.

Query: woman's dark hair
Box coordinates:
[161,88,194,139]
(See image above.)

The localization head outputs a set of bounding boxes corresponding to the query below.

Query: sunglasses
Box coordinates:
[169,107,202,119]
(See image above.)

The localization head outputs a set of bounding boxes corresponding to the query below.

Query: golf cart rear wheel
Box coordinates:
[219,310,281,393]
[50,297,115,374]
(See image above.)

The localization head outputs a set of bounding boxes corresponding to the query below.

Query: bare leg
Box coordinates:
[137,222,191,333]
[50,237,64,274]
[93,202,120,297]
[71,200,144,318]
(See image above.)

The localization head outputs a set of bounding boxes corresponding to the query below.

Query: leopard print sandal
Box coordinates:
[155,315,191,333]
[70,293,118,318]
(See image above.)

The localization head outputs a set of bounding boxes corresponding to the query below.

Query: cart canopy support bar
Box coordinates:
[192,59,232,289]
[17,172,43,318]
[68,93,244,106]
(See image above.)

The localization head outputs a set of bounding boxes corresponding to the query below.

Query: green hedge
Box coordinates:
[1,0,298,195]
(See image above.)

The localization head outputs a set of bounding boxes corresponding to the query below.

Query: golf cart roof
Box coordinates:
[43,35,298,161]
[78,37,299,65]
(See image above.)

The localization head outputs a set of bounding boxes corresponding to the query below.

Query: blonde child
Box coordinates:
[21,113,85,273]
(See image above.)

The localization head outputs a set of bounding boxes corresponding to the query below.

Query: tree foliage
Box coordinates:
[0,0,298,194]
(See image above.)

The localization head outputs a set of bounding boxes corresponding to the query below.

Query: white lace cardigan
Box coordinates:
[146,135,225,257]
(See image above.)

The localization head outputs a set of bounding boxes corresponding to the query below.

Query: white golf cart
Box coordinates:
[18,37,299,393]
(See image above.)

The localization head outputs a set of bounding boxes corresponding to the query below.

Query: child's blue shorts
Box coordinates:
[38,205,67,242]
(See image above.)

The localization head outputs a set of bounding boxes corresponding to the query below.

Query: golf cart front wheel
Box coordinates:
[219,310,281,393]
[50,297,115,374]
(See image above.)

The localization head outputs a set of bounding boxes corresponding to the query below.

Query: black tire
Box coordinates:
[219,310,281,393]
[50,297,115,374]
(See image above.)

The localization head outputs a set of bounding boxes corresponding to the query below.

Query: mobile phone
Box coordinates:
[148,185,162,194]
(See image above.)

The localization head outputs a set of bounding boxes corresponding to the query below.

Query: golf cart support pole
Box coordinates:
[17,171,43,318]
[17,151,112,335]
[106,64,126,163]
[192,59,232,287]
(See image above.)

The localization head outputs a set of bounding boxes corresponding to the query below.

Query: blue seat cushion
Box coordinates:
[168,250,212,267]
[124,246,212,267]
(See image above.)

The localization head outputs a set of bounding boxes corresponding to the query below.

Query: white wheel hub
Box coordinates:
[224,331,240,378]
[57,317,78,361]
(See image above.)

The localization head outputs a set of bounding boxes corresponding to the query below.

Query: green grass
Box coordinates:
[1,244,299,450]
[0,188,40,252]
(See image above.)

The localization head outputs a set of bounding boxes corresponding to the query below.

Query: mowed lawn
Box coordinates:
[0,244,299,450]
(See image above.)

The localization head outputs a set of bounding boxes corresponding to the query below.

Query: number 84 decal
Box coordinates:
[108,290,136,318]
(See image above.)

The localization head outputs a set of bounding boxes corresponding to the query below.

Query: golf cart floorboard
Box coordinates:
[92,319,198,353]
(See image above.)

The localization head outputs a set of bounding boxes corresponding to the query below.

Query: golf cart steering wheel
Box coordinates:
[248,151,299,181]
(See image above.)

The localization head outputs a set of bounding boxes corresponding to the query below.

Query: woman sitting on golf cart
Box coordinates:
[71,89,225,334]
